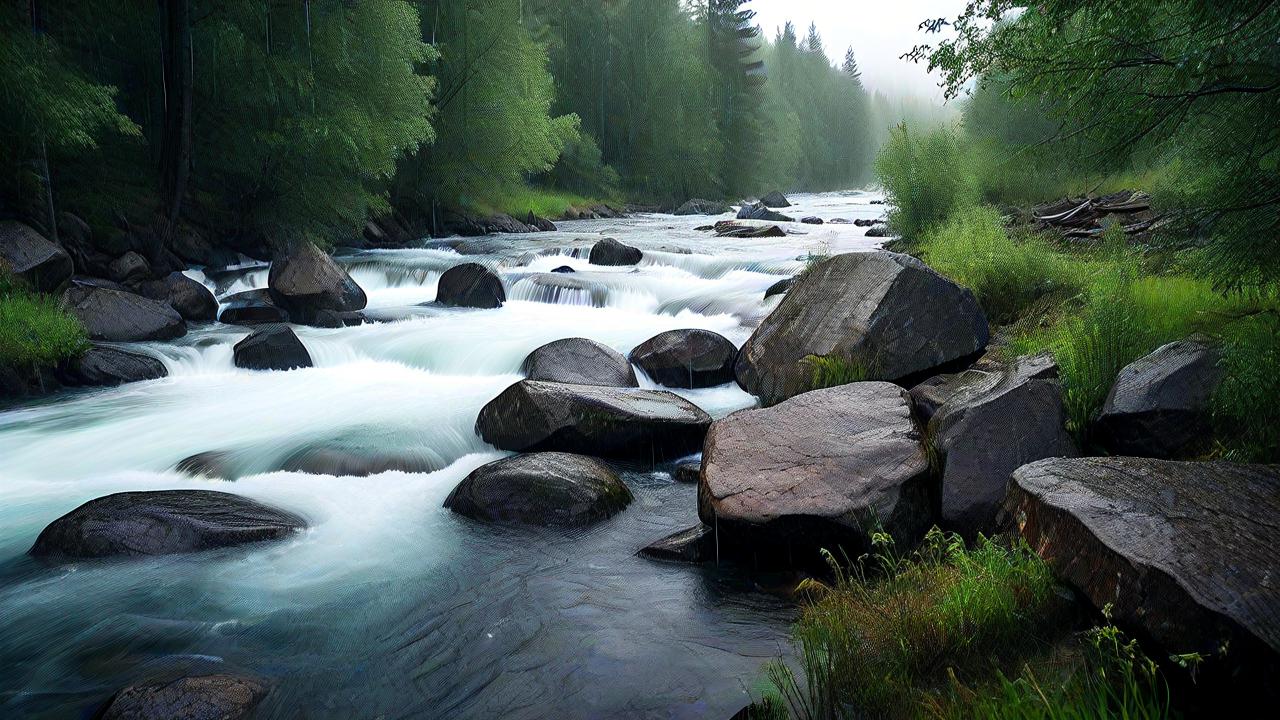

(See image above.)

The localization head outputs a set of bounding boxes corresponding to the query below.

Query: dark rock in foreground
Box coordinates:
[233,324,312,371]
[629,329,737,389]
[640,524,714,563]
[736,252,989,405]
[218,289,289,325]
[699,382,931,562]
[674,199,732,216]
[445,452,632,527]
[97,673,267,720]
[30,490,305,559]
[522,337,638,387]
[61,285,187,342]
[589,237,643,266]
[435,262,505,309]
[1,220,73,292]
[1008,457,1280,670]
[737,202,793,223]
[760,191,791,208]
[476,380,712,460]
[59,345,167,387]
[1095,338,1223,458]
[139,272,218,322]
[268,241,367,322]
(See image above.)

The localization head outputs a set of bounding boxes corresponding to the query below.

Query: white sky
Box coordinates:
[749,0,970,100]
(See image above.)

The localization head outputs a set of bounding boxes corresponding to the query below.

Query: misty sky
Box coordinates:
[750,0,969,100]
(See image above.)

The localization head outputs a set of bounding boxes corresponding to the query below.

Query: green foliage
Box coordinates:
[541,132,620,200]
[802,354,868,391]
[875,123,979,243]
[472,186,611,222]
[1213,312,1280,462]
[0,273,87,370]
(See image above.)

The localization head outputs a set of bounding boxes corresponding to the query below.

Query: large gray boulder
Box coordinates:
[589,238,643,266]
[1095,338,1224,458]
[61,285,187,342]
[29,490,305,559]
[0,220,73,292]
[476,380,712,460]
[59,345,167,387]
[218,289,289,325]
[736,252,989,405]
[521,337,638,387]
[1007,457,1280,670]
[760,191,791,208]
[924,355,1077,536]
[444,452,632,527]
[674,199,732,216]
[629,329,737,389]
[435,262,505,309]
[233,324,312,371]
[98,674,268,720]
[698,382,931,562]
[139,272,218,322]
[737,202,794,223]
[268,242,367,322]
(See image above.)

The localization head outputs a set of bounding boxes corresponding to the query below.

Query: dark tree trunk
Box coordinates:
[158,0,193,240]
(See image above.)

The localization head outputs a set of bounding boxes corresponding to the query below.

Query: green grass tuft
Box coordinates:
[471,185,617,221]
[0,271,88,371]
[802,354,869,391]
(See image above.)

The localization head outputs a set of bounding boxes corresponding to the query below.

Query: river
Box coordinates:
[0,191,885,719]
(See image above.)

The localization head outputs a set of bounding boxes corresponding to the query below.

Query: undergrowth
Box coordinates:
[0,270,87,371]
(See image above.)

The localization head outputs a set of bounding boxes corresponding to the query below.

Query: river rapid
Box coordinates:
[0,192,885,719]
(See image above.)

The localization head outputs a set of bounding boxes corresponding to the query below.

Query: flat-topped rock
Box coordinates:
[698,382,931,562]
[521,337,638,387]
[444,452,632,527]
[30,490,305,559]
[1007,457,1280,666]
[629,329,737,389]
[476,380,712,460]
[98,673,268,720]
[61,285,187,342]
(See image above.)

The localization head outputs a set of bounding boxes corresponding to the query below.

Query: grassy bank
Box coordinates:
[470,186,620,221]
[0,272,87,377]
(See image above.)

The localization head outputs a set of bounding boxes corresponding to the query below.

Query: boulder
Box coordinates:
[764,277,796,299]
[233,324,312,371]
[0,220,73,292]
[175,451,236,480]
[29,490,305,559]
[435,262,505,309]
[97,674,267,720]
[735,252,989,405]
[444,452,632,527]
[760,191,791,208]
[800,217,824,225]
[865,225,890,238]
[674,199,732,216]
[218,289,290,325]
[911,354,1058,423]
[588,237,643,266]
[737,202,794,223]
[526,212,558,232]
[925,355,1077,536]
[673,461,701,484]
[476,380,712,461]
[698,382,931,562]
[640,524,715,563]
[109,251,152,285]
[267,242,367,322]
[1095,338,1224,458]
[715,222,787,239]
[61,285,187,342]
[139,272,218,322]
[522,337,638,387]
[59,345,168,387]
[1007,457,1280,670]
[629,329,737,389]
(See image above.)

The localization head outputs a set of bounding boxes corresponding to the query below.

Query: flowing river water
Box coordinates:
[0,191,886,719]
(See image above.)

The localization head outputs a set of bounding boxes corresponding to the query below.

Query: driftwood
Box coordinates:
[1032,190,1158,238]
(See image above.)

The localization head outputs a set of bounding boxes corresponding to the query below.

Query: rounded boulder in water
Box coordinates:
[444,452,632,527]
[588,238,642,266]
[435,262,505,309]
[233,324,312,371]
[522,337,638,387]
[629,329,737,389]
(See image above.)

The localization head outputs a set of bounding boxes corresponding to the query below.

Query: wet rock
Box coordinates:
[674,199,732,216]
[735,251,989,405]
[763,277,796,299]
[829,218,852,224]
[175,451,236,480]
[551,265,575,274]
[699,382,931,562]
[444,452,632,527]
[233,324,312,371]
[715,222,786,239]
[1095,338,1224,458]
[737,202,793,223]
[865,225,890,238]
[640,524,714,563]
[61,285,187,342]
[522,337,638,387]
[476,380,712,461]
[59,345,167,387]
[926,355,1077,536]
[1007,457,1280,670]
[309,309,366,328]
[588,237,643,266]
[673,461,701,484]
[281,447,437,477]
[139,272,218,322]
[218,289,289,325]
[109,251,152,285]
[629,329,737,389]
[760,191,791,208]
[171,228,240,269]
[267,241,367,322]
[800,216,824,225]
[30,490,306,559]
[526,212,558,232]
[0,220,73,292]
[97,673,268,720]
[435,262,505,309]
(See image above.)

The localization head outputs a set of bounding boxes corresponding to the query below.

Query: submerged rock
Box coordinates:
[699,382,931,563]
[476,380,712,460]
[268,241,367,322]
[139,272,218,322]
[0,220,73,292]
[61,285,187,342]
[550,265,575,274]
[435,262,505,309]
[218,289,289,325]
[444,452,632,527]
[1008,457,1280,670]
[629,329,737,389]
[233,324,312,371]
[1095,338,1224,458]
[59,345,168,387]
[674,199,732,216]
[760,191,791,208]
[588,238,643,266]
[175,451,236,480]
[735,252,989,405]
[521,337,638,387]
[30,490,305,559]
[640,524,715,563]
[280,447,438,477]
[97,673,268,720]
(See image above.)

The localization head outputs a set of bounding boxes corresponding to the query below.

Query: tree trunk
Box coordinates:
[158,0,193,240]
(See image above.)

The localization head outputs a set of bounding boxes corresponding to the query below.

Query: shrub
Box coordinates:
[0,273,87,371]
[1213,312,1280,462]
[875,123,978,244]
